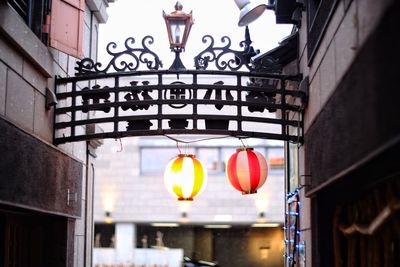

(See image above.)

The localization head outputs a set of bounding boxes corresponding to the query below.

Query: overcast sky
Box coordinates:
[98,0,293,69]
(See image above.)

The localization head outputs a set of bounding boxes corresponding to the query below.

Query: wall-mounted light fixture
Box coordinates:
[104,211,112,224]
[255,193,269,219]
[233,0,305,27]
[45,87,58,109]
[178,200,192,223]
[259,241,271,259]
[180,211,189,224]
[233,0,274,26]
[258,211,267,223]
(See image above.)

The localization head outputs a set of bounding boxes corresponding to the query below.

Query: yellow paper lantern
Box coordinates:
[164,154,207,201]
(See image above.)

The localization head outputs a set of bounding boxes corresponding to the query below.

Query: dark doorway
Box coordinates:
[0,205,70,267]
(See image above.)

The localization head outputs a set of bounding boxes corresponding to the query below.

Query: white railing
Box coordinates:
[93,247,184,267]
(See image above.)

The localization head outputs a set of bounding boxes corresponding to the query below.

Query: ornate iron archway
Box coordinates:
[54,31,307,145]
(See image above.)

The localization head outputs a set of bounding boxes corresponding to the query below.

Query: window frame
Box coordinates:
[7,0,50,44]
[6,0,85,59]
[49,0,85,58]
[306,0,340,64]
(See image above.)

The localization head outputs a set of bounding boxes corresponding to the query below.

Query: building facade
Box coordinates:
[292,0,400,266]
[0,0,112,266]
[93,136,286,267]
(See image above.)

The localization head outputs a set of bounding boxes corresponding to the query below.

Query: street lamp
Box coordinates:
[163,1,194,70]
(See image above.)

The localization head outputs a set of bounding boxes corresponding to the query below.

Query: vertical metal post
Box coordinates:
[71,81,76,138]
[280,78,287,139]
[53,76,58,145]
[158,73,163,130]
[114,77,119,133]
[237,74,242,132]
[192,73,198,129]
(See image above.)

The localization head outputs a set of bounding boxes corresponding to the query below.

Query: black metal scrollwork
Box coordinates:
[75,36,163,75]
[122,81,154,111]
[163,81,192,109]
[252,55,282,74]
[246,78,278,113]
[194,27,259,71]
[81,84,111,113]
[203,81,233,110]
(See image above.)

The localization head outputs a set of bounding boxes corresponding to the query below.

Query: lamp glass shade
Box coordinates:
[164,154,207,201]
[226,148,268,194]
[169,19,185,44]
[163,2,194,50]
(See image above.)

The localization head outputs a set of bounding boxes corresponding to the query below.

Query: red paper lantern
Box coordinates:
[226,148,268,194]
[164,154,207,201]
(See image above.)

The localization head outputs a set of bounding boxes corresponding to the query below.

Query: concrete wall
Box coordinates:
[297,0,397,266]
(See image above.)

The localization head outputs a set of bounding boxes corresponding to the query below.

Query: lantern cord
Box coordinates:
[239,138,246,148]
[115,138,123,152]
[176,141,182,154]
[164,134,233,144]
[239,137,249,148]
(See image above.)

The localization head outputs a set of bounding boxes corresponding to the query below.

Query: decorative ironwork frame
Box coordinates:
[75,36,163,75]
[54,34,306,145]
[194,27,281,72]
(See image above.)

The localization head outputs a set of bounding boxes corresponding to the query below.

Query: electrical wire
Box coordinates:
[116,138,123,152]
[163,134,236,144]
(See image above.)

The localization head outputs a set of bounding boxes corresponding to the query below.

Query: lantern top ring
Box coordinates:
[236,147,254,152]
[177,154,196,158]
[178,197,194,201]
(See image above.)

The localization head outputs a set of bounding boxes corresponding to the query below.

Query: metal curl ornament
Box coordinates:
[75,36,163,75]
[194,26,258,71]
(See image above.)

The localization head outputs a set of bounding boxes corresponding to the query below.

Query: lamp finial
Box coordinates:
[175,1,183,11]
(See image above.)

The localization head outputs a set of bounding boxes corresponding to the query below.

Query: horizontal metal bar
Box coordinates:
[55,114,302,129]
[56,84,302,100]
[55,99,302,114]
[54,129,301,145]
[55,70,302,85]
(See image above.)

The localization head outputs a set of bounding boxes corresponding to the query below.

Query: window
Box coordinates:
[7,0,50,44]
[267,148,285,170]
[49,0,85,58]
[140,148,181,175]
[94,223,116,248]
[197,148,220,174]
[7,0,84,58]
[307,0,340,63]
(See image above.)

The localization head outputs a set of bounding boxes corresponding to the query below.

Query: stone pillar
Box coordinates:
[116,223,136,264]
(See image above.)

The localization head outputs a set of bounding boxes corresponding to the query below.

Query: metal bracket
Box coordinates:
[67,189,77,206]
[300,175,312,187]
